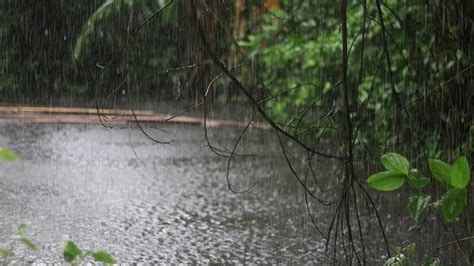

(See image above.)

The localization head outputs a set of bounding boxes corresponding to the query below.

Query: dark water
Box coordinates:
[0,123,341,264]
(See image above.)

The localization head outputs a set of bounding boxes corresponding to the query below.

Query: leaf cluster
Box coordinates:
[368,153,471,223]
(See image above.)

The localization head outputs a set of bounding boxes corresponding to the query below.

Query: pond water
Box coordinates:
[0,123,341,264]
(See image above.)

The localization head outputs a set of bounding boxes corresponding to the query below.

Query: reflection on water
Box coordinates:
[0,123,335,264]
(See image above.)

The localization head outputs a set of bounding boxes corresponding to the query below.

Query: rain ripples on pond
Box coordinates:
[0,123,333,264]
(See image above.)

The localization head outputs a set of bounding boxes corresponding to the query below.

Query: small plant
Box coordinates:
[0,224,39,263]
[0,146,19,161]
[1,149,32,263]
[368,152,472,265]
[0,226,116,265]
[383,242,441,266]
[367,153,471,222]
[63,240,116,265]
[1,148,116,264]
[384,242,415,266]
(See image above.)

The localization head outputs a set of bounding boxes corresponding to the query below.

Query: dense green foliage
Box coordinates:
[72,0,180,100]
[0,0,101,100]
[0,0,181,102]
[238,0,473,159]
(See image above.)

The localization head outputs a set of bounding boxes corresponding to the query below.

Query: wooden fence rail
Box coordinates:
[0,106,266,128]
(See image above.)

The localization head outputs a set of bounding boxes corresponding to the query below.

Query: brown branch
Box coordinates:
[421,236,474,264]
[196,15,345,160]
[375,0,408,118]
[435,236,474,251]
[225,112,260,193]
[341,0,353,163]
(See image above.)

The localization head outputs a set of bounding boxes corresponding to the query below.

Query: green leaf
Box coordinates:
[63,241,82,263]
[92,251,116,264]
[0,147,18,161]
[407,169,430,189]
[441,188,467,222]
[408,195,431,222]
[381,153,409,174]
[450,156,470,189]
[367,171,406,191]
[17,224,30,235]
[20,238,38,251]
[428,159,451,187]
[0,247,13,257]
[423,257,441,266]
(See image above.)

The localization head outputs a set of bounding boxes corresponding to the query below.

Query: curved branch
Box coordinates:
[196,19,346,161]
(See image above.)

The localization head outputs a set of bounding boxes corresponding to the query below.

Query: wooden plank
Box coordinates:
[0,106,155,116]
[0,114,127,126]
[0,106,267,128]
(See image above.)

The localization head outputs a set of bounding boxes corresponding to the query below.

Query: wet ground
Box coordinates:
[0,123,336,264]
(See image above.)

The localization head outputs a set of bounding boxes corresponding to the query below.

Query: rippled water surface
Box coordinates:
[0,123,337,264]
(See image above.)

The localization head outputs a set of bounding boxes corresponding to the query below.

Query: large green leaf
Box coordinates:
[63,241,82,263]
[367,171,406,191]
[428,159,451,187]
[408,195,431,222]
[0,147,18,161]
[92,251,116,264]
[381,153,409,174]
[450,156,470,189]
[441,188,467,222]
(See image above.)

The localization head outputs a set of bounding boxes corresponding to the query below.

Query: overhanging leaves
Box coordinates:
[428,159,451,187]
[367,171,406,191]
[381,152,409,174]
[441,188,467,222]
[451,156,470,189]
[63,241,82,263]
[92,251,117,264]
[408,195,431,222]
